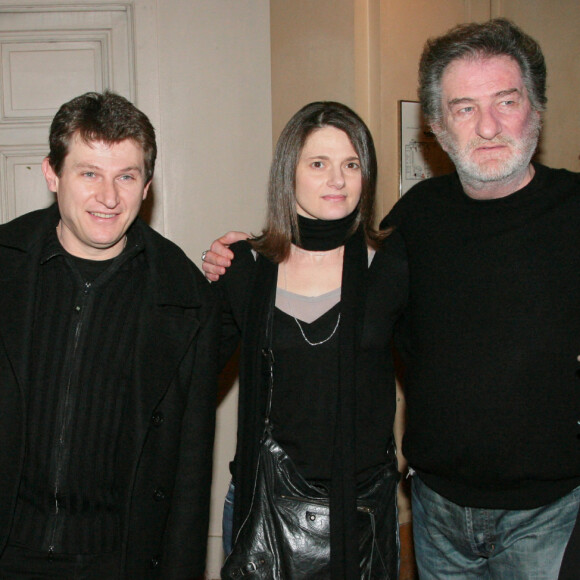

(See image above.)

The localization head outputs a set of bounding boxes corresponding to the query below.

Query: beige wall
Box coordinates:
[498,0,580,171]
[157,1,272,255]
[270,0,356,142]
[269,1,493,218]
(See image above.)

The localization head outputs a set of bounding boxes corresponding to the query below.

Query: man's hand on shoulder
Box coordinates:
[201,231,249,282]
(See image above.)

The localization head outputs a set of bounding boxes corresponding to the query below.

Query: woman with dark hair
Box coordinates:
[215,101,408,579]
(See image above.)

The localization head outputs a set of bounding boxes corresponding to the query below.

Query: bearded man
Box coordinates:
[381,18,580,580]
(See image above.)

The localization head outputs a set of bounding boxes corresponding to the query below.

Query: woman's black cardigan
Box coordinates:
[216,232,408,550]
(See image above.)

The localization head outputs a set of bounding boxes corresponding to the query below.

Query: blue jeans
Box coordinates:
[412,475,580,579]
[222,480,235,556]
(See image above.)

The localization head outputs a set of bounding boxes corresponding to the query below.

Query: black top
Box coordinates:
[271,305,340,482]
[271,303,393,483]
[382,163,580,509]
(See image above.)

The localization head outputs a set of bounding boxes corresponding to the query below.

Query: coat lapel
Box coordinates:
[0,229,43,395]
[132,297,201,433]
[0,270,34,394]
[0,206,60,393]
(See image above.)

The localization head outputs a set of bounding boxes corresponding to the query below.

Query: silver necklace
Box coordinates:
[293,312,341,346]
[283,262,341,346]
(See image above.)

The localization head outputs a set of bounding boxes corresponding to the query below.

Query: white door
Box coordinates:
[0,3,146,223]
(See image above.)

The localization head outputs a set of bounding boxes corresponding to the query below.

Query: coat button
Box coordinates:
[150,557,160,569]
[153,487,167,501]
[151,411,164,426]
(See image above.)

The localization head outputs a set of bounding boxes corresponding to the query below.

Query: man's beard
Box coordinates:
[438,114,541,187]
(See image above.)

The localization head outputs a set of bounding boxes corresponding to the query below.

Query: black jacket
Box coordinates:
[0,205,220,579]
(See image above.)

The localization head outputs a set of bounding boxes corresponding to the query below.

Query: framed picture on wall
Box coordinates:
[398,100,454,196]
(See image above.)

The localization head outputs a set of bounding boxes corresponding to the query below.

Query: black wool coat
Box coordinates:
[0,205,220,579]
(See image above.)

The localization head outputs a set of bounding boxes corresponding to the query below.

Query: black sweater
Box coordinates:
[382,163,580,509]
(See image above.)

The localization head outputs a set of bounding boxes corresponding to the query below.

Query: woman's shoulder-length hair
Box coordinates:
[251,101,389,263]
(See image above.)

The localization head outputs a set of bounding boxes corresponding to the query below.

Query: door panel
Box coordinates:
[0,4,134,222]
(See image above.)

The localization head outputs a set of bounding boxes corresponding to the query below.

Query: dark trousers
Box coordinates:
[0,546,121,579]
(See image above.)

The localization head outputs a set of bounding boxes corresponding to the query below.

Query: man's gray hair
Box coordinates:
[418,18,547,127]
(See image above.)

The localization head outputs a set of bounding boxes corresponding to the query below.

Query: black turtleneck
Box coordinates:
[294,210,358,251]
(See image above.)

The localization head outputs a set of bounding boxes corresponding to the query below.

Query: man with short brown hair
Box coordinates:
[0,91,219,579]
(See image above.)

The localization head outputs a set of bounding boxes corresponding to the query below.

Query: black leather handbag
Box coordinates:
[221,348,399,579]
[221,429,398,579]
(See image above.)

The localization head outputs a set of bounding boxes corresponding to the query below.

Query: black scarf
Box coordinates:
[294,211,358,251]
[330,225,369,578]
[296,214,369,575]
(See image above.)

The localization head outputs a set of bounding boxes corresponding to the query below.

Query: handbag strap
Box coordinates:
[261,280,276,437]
